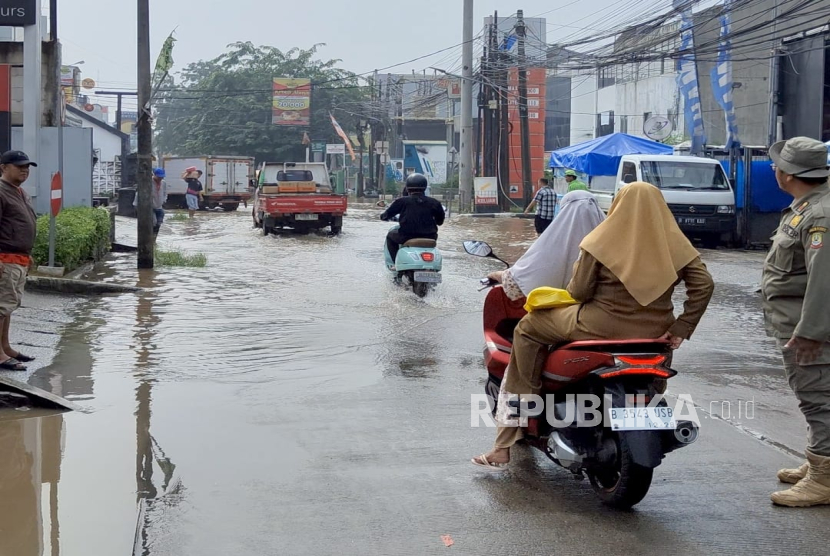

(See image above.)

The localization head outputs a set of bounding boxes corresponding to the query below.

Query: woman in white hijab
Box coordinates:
[488,190,606,300]
[479,190,605,470]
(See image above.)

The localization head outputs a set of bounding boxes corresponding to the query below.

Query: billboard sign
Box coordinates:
[403,141,448,185]
[0,0,37,26]
[272,78,311,126]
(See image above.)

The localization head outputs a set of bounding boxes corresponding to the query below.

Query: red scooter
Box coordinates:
[464,240,699,509]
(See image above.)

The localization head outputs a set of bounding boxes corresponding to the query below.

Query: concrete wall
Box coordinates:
[616,74,683,139]
[570,70,597,145]
[0,40,60,127]
[694,0,830,146]
[545,75,571,150]
[78,119,123,162]
[11,127,94,214]
[596,84,616,135]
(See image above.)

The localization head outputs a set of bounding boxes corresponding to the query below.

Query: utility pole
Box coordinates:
[516,10,533,209]
[136,0,154,268]
[395,78,403,160]
[356,120,365,197]
[480,19,492,180]
[368,70,377,195]
[22,0,41,200]
[460,0,474,212]
[498,16,510,212]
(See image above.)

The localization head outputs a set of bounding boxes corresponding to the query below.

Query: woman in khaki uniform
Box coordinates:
[472,182,715,470]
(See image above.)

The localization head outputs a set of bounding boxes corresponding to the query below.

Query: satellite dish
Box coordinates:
[82,78,96,89]
[644,116,673,141]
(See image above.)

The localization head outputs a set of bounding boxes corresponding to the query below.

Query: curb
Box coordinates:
[26,276,142,295]
[0,376,79,411]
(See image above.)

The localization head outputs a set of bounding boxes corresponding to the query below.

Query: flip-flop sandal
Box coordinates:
[0,359,27,371]
[11,353,35,362]
[471,454,509,472]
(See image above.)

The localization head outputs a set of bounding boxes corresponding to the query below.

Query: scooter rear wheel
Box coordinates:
[587,433,654,509]
[413,282,429,298]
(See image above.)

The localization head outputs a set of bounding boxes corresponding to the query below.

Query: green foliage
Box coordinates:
[155,248,207,268]
[32,207,112,270]
[154,42,369,164]
[167,212,189,222]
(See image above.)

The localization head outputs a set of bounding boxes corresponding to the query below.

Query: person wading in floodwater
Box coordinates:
[135,167,168,240]
[183,166,203,218]
[524,178,558,236]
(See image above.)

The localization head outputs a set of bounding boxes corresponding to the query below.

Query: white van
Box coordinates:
[590,155,737,245]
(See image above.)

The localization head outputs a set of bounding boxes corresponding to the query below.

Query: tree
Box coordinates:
[154,42,368,163]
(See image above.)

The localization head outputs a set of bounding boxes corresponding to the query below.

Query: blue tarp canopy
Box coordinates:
[549,133,674,176]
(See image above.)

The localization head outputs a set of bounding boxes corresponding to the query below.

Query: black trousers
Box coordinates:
[386,230,438,264]
[534,216,553,235]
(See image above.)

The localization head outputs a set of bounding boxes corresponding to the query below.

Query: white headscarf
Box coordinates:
[510,190,606,296]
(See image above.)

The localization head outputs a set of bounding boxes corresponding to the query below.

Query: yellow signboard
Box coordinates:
[272,78,311,126]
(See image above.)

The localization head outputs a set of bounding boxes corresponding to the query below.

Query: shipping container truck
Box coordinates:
[162,156,255,212]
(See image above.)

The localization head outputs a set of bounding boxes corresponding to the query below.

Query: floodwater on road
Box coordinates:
[0,206,825,555]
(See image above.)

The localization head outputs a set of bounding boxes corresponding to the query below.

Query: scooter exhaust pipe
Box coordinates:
[673,421,699,445]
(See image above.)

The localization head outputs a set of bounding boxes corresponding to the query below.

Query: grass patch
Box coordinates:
[154,248,207,268]
[167,213,190,222]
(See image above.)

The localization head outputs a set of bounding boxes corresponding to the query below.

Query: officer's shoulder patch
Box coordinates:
[795,201,811,214]
[790,214,804,228]
[809,226,829,234]
[811,232,825,250]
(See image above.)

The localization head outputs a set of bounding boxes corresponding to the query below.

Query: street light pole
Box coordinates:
[460,0,474,212]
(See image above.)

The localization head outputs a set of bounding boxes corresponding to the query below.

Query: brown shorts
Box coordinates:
[0,263,27,317]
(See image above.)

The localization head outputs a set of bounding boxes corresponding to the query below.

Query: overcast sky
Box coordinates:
[56,0,648,111]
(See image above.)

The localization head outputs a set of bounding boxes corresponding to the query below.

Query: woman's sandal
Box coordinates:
[10,352,35,363]
[471,454,509,472]
[0,359,27,371]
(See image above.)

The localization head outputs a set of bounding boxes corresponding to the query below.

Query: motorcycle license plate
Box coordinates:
[609,407,676,431]
[296,213,318,221]
[413,271,442,283]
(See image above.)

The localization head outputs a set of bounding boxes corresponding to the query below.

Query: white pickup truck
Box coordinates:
[589,154,737,246]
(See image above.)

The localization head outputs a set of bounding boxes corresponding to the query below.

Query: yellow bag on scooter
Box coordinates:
[524,287,579,313]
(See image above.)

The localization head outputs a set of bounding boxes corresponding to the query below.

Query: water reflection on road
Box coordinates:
[0,206,804,554]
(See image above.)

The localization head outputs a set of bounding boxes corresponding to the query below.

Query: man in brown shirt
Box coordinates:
[0,150,38,371]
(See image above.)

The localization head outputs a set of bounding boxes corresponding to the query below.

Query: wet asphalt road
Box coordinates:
[1,205,828,556]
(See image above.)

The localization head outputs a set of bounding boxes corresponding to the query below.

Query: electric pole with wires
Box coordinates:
[136,0,154,268]
[516,10,533,209]
[460,0,475,212]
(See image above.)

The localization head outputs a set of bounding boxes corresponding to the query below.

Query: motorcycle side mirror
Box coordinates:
[463,241,493,258]
[463,240,510,268]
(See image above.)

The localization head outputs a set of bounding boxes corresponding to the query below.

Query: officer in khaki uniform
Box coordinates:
[763,136,830,507]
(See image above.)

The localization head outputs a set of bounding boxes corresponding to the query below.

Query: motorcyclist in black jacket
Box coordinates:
[381,174,445,265]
